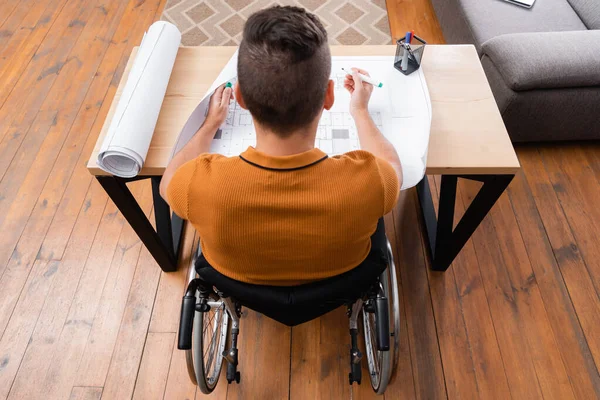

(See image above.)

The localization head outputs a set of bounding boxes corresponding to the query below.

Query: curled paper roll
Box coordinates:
[97,21,181,177]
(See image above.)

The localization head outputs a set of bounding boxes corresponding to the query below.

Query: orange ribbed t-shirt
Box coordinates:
[167,147,399,286]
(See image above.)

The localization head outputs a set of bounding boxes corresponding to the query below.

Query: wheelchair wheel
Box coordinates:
[185,246,230,394]
[362,241,401,394]
[187,290,230,394]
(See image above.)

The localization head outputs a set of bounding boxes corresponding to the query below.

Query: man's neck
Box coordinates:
[254,121,318,156]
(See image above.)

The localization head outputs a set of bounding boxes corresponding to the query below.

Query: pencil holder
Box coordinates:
[394,35,426,76]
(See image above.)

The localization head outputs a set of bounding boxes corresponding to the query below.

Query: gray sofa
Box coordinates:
[430,0,600,142]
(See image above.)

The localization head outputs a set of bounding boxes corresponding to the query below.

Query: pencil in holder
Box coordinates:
[394,35,426,75]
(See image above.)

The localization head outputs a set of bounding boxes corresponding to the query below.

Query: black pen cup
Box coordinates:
[394,35,426,75]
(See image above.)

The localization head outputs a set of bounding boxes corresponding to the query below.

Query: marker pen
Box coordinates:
[401,32,411,71]
[341,68,383,88]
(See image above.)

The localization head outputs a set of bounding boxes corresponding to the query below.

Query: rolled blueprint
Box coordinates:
[97,21,181,177]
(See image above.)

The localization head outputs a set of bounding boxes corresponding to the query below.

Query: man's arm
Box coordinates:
[159,84,233,200]
[344,69,403,186]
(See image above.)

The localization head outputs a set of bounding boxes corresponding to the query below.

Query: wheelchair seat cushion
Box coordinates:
[195,249,388,327]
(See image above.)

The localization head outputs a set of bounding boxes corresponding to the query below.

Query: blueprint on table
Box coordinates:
[171,50,432,190]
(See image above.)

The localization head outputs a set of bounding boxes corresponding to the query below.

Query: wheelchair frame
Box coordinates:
[178,240,400,395]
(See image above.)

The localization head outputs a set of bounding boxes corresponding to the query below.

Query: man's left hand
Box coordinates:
[205,83,233,129]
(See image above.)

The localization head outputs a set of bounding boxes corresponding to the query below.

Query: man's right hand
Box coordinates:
[343,68,374,118]
[343,68,403,188]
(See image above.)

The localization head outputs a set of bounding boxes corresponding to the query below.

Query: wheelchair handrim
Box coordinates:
[362,266,395,393]
[191,293,230,393]
[386,241,401,383]
[363,310,383,389]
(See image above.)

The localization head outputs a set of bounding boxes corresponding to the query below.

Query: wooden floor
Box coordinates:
[1,0,600,399]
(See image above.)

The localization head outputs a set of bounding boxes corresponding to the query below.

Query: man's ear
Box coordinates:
[324,79,335,110]
[234,83,247,109]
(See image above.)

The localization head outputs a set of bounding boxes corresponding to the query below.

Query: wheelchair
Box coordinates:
[177,219,401,395]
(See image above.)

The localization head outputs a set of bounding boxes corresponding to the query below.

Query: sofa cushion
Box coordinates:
[483,54,600,142]
[482,30,600,91]
[458,0,587,53]
[567,0,600,29]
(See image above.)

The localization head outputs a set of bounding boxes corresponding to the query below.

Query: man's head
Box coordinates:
[236,6,333,137]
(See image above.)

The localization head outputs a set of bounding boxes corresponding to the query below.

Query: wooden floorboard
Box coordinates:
[1,0,600,399]
[458,179,548,399]
[0,0,37,51]
[69,387,103,400]
[0,0,68,111]
[74,181,153,388]
[379,212,418,400]
[508,154,600,399]
[290,307,351,400]
[100,212,163,400]
[0,2,22,33]
[392,189,447,399]
[5,180,109,400]
[385,0,446,44]
[128,332,175,400]
[427,176,509,399]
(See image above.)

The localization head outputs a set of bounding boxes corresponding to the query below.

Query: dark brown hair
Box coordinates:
[237,6,330,136]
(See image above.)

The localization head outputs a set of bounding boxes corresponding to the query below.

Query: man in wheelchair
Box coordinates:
[160,5,402,395]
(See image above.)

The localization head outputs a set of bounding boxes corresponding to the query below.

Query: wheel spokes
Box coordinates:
[205,308,222,378]
[368,314,380,376]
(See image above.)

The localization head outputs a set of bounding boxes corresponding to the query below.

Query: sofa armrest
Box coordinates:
[482,30,600,91]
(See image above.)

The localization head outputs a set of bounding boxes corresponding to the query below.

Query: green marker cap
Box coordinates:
[225,82,232,88]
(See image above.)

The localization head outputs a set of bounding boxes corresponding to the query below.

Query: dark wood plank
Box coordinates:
[425,177,509,399]
[379,212,417,400]
[350,213,417,400]
[488,189,575,398]
[514,147,600,398]
[386,0,446,44]
[458,178,569,399]
[226,311,291,400]
[391,189,447,399]
[539,146,600,297]
[290,307,351,400]
[581,143,600,182]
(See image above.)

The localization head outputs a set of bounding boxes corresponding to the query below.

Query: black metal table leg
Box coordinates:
[97,176,184,272]
[416,174,514,271]
[151,176,185,263]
